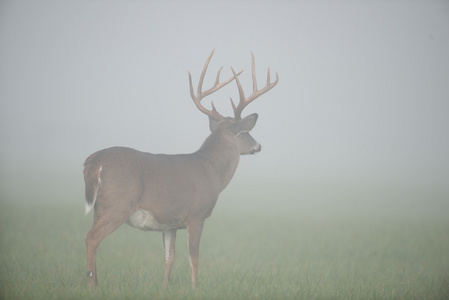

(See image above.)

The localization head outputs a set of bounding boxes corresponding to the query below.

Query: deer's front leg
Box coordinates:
[187,219,204,288]
[161,229,177,289]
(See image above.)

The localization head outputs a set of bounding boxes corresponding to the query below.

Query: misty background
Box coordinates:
[1,1,448,211]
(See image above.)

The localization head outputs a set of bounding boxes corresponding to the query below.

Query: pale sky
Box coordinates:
[1,0,448,203]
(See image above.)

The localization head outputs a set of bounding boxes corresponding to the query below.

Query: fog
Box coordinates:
[1,0,448,207]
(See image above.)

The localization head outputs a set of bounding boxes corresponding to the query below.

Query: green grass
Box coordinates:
[1,186,449,299]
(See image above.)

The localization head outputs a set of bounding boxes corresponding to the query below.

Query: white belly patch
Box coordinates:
[126,209,172,231]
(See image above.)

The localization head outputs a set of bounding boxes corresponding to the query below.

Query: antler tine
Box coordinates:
[230,66,245,115]
[196,50,215,98]
[232,52,279,120]
[189,50,243,121]
[251,52,258,94]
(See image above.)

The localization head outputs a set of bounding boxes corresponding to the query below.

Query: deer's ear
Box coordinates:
[232,113,258,134]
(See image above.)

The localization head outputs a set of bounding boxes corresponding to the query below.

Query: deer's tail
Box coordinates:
[83,157,102,215]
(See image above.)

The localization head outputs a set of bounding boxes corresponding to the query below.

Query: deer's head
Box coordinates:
[189,50,278,155]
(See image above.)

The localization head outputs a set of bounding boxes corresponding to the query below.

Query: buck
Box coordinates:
[83,50,278,288]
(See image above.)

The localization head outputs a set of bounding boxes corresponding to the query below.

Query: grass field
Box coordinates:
[1,183,448,299]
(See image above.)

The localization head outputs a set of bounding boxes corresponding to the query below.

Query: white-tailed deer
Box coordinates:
[83,50,278,288]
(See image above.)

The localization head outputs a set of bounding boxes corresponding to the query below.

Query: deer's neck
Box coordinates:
[195,130,240,192]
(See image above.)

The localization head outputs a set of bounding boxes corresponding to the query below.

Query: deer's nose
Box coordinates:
[251,143,261,154]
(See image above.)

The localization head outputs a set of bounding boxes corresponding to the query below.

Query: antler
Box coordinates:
[189,49,243,121]
[230,52,279,120]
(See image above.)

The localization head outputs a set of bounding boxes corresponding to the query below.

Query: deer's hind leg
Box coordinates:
[85,204,131,287]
